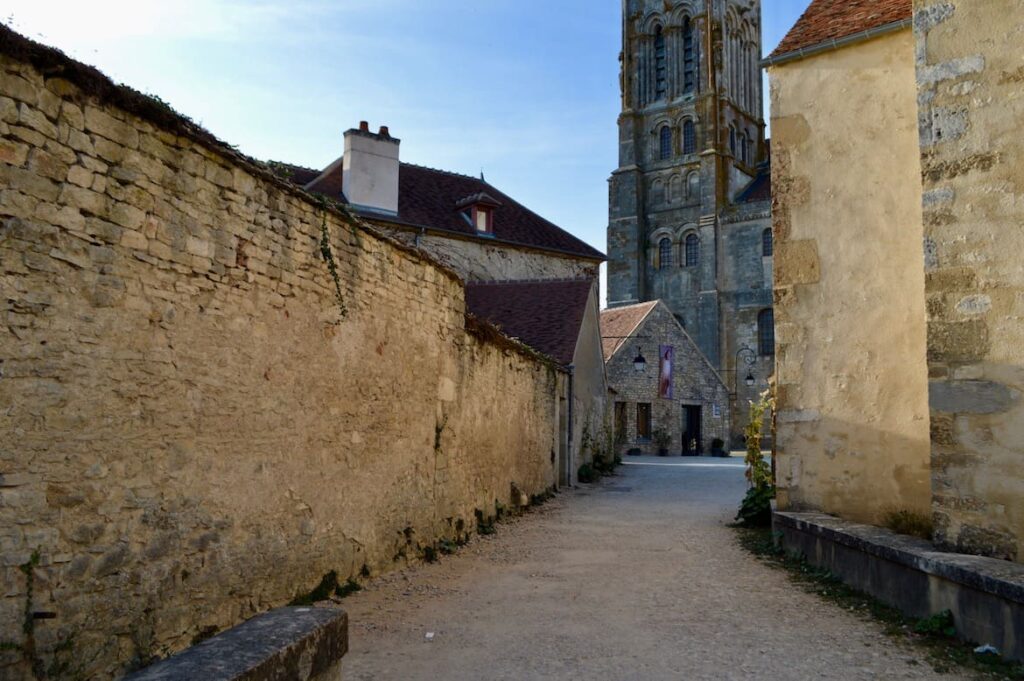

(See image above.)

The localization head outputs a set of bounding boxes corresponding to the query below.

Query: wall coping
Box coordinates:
[774,512,1024,605]
[122,607,348,681]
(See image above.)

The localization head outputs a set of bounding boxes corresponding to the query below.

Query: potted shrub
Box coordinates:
[653,428,671,456]
[711,438,727,458]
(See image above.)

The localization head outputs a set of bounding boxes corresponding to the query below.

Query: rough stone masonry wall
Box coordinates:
[376,225,599,283]
[0,49,561,679]
[915,1,1024,562]
[768,30,932,524]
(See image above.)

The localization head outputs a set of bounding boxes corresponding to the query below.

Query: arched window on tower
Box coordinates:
[654,26,667,101]
[758,308,775,356]
[683,18,697,94]
[684,233,699,267]
[658,238,673,270]
[683,120,696,155]
[738,132,747,163]
[687,172,700,200]
[729,126,737,156]
[659,126,672,160]
[762,228,773,257]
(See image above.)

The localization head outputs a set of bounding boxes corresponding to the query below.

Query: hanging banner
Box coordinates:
[659,345,674,399]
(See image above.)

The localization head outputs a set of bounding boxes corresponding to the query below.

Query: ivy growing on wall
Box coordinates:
[317,209,348,321]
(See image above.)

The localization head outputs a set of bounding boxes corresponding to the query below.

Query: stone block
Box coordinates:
[18,104,57,139]
[84,105,139,148]
[123,607,348,681]
[66,165,93,188]
[773,239,820,286]
[0,138,29,166]
[929,379,1016,415]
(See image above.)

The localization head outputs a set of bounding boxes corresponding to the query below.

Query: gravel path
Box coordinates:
[341,457,966,680]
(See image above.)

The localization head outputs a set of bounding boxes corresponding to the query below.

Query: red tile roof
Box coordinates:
[600,301,658,361]
[769,0,912,60]
[293,161,604,261]
[465,279,594,366]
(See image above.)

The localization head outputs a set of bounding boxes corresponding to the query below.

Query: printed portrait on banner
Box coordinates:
[659,345,674,399]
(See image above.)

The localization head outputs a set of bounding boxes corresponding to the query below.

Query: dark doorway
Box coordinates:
[682,405,702,455]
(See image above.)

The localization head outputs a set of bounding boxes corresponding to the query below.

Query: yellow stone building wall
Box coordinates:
[768,30,932,524]
[915,0,1024,562]
[0,52,560,678]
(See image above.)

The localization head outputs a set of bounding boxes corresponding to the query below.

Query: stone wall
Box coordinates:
[377,225,598,283]
[768,29,932,524]
[0,44,561,679]
[606,303,730,456]
[720,205,774,446]
[915,0,1024,562]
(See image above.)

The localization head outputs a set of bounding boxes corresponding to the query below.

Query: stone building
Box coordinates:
[274,122,605,284]
[768,0,1024,563]
[601,301,730,456]
[271,123,609,483]
[607,0,774,445]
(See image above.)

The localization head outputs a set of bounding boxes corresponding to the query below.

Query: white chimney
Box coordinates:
[342,122,400,216]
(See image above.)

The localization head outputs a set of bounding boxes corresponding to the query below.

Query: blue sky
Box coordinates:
[5,0,810,296]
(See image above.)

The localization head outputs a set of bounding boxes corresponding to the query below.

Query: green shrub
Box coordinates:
[883,509,934,540]
[915,610,956,638]
[578,462,599,484]
[736,389,775,527]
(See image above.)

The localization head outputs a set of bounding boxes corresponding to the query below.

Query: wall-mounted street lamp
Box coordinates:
[633,349,648,373]
[603,334,652,373]
[735,345,757,395]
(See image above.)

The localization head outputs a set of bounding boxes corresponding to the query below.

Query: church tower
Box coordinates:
[607,0,769,370]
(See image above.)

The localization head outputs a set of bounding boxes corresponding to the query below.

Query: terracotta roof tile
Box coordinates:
[600,301,658,361]
[302,162,605,261]
[770,0,911,60]
[465,279,594,366]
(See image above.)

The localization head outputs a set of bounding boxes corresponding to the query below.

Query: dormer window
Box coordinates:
[456,192,502,237]
[474,206,492,233]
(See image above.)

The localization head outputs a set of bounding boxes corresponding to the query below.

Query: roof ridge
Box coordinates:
[602,300,658,314]
[468,277,594,286]
[265,160,319,174]
[401,161,482,182]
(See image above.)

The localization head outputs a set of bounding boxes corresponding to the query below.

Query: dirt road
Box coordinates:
[341,457,964,680]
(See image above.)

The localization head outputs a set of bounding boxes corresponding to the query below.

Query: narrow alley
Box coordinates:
[343,459,963,680]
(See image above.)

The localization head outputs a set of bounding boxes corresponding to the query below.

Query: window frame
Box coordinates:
[658,237,673,270]
[654,26,667,101]
[683,18,697,94]
[684,233,699,268]
[762,228,773,257]
[758,308,775,357]
[659,125,672,161]
[682,120,696,155]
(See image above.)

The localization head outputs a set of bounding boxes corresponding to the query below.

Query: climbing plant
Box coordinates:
[736,388,776,527]
[318,211,348,321]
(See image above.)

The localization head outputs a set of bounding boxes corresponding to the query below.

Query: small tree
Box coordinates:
[736,388,775,527]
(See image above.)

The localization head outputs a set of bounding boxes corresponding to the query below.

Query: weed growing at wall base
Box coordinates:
[736,390,775,527]
[735,527,1024,679]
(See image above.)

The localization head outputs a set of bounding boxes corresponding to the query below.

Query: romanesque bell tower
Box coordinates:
[607,0,768,369]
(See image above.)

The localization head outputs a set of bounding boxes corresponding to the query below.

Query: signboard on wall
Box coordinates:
[659,345,674,399]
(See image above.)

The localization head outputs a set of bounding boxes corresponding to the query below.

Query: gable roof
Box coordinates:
[287,161,605,262]
[600,301,658,361]
[768,0,912,62]
[735,161,771,204]
[465,279,594,366]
